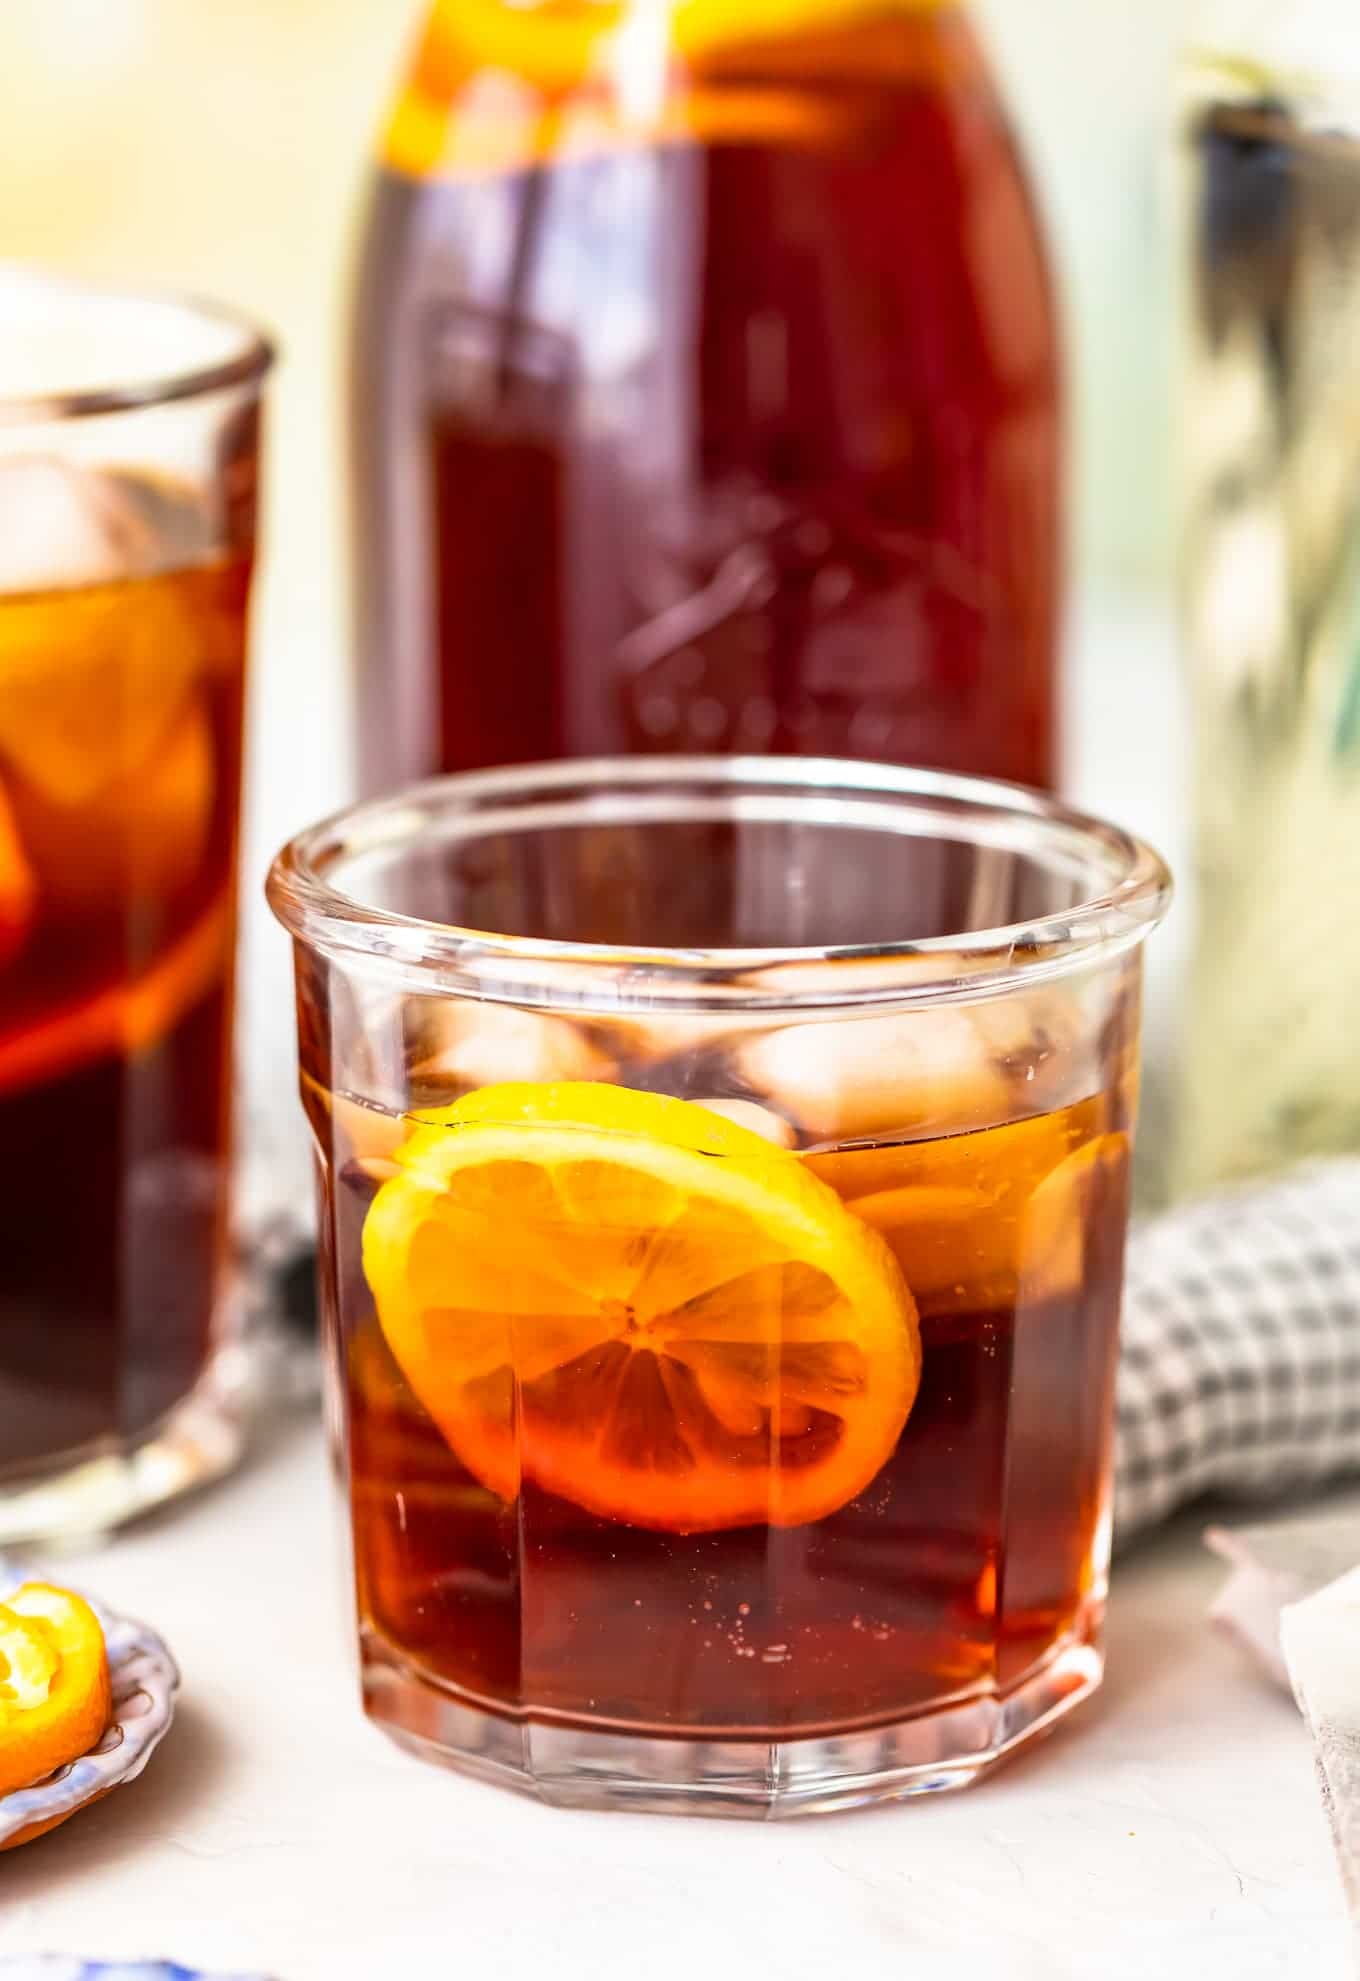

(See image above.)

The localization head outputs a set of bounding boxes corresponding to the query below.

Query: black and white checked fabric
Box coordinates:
[1115,1161,1360,1540]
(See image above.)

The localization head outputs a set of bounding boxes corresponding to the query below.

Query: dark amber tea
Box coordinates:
[337,1088,1129,1738]
[0,529,249,1479]
[352,0,1060,792]
[272,761,1168,1815]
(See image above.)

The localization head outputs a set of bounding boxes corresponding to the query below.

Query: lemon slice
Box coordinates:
[363,1081,920,1533]
[0,1583,111,1797]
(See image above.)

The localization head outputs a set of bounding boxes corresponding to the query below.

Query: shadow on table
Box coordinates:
[2,1695,231,1892]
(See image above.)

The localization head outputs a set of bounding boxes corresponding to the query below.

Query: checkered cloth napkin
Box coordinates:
[1115,1159,1360,1540]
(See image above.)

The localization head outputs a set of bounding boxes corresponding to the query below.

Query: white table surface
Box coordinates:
[0,1419,1351,1981]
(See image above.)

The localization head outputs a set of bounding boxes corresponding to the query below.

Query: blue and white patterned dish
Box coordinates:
[0,1964,272,1980]
[0,1559,179,1850]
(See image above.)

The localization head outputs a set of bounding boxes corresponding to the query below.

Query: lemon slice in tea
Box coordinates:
[362,1081,921,1533]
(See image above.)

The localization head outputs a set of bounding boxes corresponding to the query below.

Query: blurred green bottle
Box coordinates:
[1175,0,1360,1194]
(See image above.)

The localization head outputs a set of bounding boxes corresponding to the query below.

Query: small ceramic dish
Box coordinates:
[0,1560,179,1852]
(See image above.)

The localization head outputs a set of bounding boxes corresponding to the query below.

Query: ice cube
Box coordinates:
[0,455,159,597]
[740,956,1097,1120]
[739,1007,1012,1143]
[972,987,1094,1111]
[0,540,206,807]
[601,1010,742,1068]
[410,999,614,1099]
[1015,1132,1129,1304]
[7,699,214,914]
[691,1096,797,1147]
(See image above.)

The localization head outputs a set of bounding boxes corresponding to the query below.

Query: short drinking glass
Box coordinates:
[269,758,1169,1816]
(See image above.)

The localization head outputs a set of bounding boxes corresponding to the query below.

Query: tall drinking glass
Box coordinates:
[269,758,1168,1816]
[0,268,271,1540]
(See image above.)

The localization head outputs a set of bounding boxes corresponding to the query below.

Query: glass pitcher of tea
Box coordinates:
[351,0,1062,793]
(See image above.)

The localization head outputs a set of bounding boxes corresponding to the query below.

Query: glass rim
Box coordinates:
[267,757,1172,1013]
[0,264,274,426]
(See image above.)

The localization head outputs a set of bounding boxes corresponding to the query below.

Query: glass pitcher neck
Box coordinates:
[384,0,980,181]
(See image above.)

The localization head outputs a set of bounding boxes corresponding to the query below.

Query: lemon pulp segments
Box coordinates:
[362,1082,921,1533]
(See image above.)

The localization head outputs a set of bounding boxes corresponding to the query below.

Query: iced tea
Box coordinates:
[0,523,249,1476]
[0,272,269,1536]
[271,761,1167,1813]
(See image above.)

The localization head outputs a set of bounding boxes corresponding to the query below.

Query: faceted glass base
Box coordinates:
[0,1338,252,1547]
[361,1614,1105,1819]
